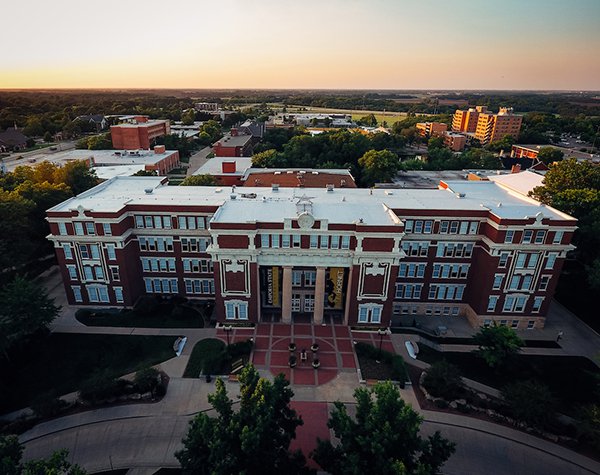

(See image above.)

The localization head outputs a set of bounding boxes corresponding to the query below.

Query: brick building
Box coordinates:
[110,118,170,150]
[212,132,253,157]
[416,122,448,138]
[452,106,522,145]
[46,175,575,329]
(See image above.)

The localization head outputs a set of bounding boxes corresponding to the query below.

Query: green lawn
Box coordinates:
[76,303,207,328]
[416,345,600,409]
[183,338,226,378]
[0,334,176,414]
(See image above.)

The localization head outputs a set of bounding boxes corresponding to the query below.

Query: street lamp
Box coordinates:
[376,327,388,363]
[224,324,233,346]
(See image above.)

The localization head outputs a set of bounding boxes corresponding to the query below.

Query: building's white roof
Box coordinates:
[40,149,177,168]
[111,120,168,128]
[92,165,146,179]
[487,170,544,197]
[193,156,253,176]
[48,175,576,223]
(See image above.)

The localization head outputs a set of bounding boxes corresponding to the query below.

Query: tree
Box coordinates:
[359,114,377,127]
[251,149,283,168]
[32,161,60,184]
[0,276,61,360]
[312,381,455,475]
[502,380,556,429]
[43,131,53,143]
[176,365,310,474]
[86,133,112,150]
[422,361,464,400]
[427,136,444,150]
[0,190,35,270]
[358,149,399,185]
[180,174,217,186]
[134,367,160,395]
[181,109,196,126]
[0,435,85,475]
[576,404,600,451]
[54,160,99,195]
[472,324,524,369]
[132,169,158,176]
[537,147,564,165]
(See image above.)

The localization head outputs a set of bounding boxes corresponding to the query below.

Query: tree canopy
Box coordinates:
[312,381,455,475]
[472,324,524,369]
[176,365,310,475]
[0,276,60,360]
[358,149,399,184]
[537,147,564,165]
[0,435,85,475]
[180,174,217,186]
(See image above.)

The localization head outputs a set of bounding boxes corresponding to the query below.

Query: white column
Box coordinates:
[313,267,326,325]
[343,267,353,325]
[281,266,292,323]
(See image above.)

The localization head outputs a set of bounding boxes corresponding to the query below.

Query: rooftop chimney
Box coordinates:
[154,145,166,154]
[511,164,521,174]
[230,128,238,137]
[222,161,237,173]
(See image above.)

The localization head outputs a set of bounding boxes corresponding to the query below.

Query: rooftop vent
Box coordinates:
[326,184,334,192]
[215,188,222,193]
[144,188,153,194]
[455,192,466,198]
[340,179,346,187]
[312,171,319,175]
[230,194,237,200]
[272,183,279,192]
[240,193,257,199]
[274,171,281,175]
[385,190,394,195]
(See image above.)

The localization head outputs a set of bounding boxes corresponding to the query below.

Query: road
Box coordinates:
[2,141,76,172]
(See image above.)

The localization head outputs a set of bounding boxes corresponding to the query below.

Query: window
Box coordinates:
[504,230,515,244]
[74,222,84,236]
[357,304,382,324]
[184,278,215,295]
[62,244,73,260]
[85,222,95,235]
[320,235,328,249]
[310,235,318,249]
[102,223,112,236]
[341,236,350,250]
[527,253,539,269]
[503,295,527,312]
[533,296,544,312]
[499,320,508,326]
[110,266,120,281]
[90,245,100,260]
[395,283,422,299]
[272,234,280,248]
[404,220,414,233]
[106,244,116,261]
[399,263,426,279]
[553,231,564,245]
[545,252,558,270]
[292,271,302,286]
[539,275,551,291]
[261,234,269,248]
[522,230,533,244]
[293,234,301,248]
[493,274,504,290]
[534,230,546,244]
[424,221,433,234]
[225,301,248,320]
[521,275,533,291]
[527,320,535,330]
[80,245,90,259]
[414,220,423,233]
[459,221,469,235]
[67,265,77,280]
[58,222,68,235]
[440,221,449,234]
[499,252,509,268]
[330,235,339,249]
[304,271,317,286]
[509,275,520,290]
[515,253,527,269]
[143,278,178,294]
[282,235,290,248]
[114,287,124,303]
[511,320,519,329]
[449,221,459,234]
[136,216,144,228]
[86,285,109,303]
[72,286,82,303]
[469,221,478,235]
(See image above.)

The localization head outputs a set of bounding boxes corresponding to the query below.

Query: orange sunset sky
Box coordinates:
[1,0,599,90]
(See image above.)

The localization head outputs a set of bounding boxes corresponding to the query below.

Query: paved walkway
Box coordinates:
[185,146,213,176]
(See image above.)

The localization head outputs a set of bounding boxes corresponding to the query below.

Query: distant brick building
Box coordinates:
[443,132,467,152]
[212,131,253,157]
[452,106,522,145]
[416,122,448,138]
[110,118,170,150]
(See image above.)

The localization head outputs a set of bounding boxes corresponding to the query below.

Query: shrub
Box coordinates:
[502,380,557,429]
[422,361,464,400]
[134,295,160,316]
[75,308,92,319]
[31,397,68,419]
[227,340,253,360]
[79,374,125,403]
[391,355,408,383]
[134,367,160,394]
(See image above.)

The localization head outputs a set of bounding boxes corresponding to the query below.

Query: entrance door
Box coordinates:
[291,294,301,312]
[303,294,315,312]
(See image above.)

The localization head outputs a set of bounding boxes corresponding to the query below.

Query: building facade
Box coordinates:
[110,119,171,150]
[452,106,487,133]
[416,122,448,138]
[474,108,523,145]
[46,176,576,329]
